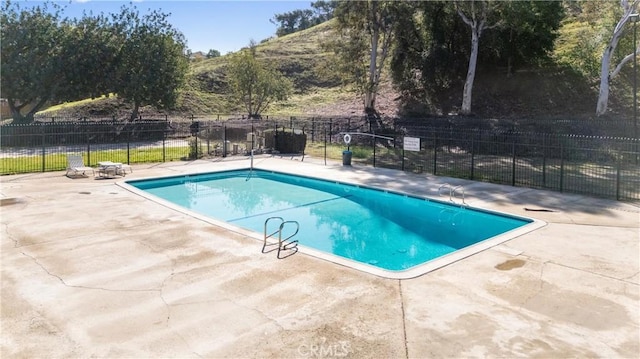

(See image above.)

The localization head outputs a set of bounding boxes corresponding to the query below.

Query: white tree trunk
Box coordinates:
[595,0,639,116]
[365,26,379,111]
[462,29,480,115]
[596,44,615,115]
[457,0,496,115]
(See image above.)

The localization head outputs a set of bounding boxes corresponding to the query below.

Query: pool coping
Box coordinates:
[117,166,547,279]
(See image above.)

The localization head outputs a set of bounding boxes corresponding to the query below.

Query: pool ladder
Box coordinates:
[246,150,255,181]
[438,183,467,205]
[262,217,299,259]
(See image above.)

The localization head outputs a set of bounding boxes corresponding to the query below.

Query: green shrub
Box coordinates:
[188,137,203,159]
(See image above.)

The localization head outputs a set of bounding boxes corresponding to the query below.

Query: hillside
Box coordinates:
[38,19,634,121]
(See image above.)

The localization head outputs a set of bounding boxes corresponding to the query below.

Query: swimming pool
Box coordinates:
[124,169,544,278]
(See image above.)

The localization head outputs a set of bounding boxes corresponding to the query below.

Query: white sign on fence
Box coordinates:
[403,137,420,152]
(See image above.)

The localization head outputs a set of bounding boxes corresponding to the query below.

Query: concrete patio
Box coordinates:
[1,156,638,358]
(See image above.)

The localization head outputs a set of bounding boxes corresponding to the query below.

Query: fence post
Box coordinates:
[401,147,405,171]
[542,135,547,188]
[163,115,167,162]
[206,126,211,155]
[329,119,333,144]
[433,131,438,175]
[311,118,315,142]
[470,134,475,180]
[162,128,166,163]
[323,124,327,166]
[511,137,517,187]
[616,154,622,200]
[85,118,91,165]
[222,123,227,157]
[373,133,376,168]
[127,126,131,164]
[41,123,46,172]
[560,140,565,192]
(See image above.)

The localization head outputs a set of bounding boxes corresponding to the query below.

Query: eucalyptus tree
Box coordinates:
[482,1,564,74]
[1,1,67,123]
[390,1,468,114]
[456,0,502,115]
[595,0,639,116]
[226,41,292,119]
[329,0,404,116]
[390,0,563,116]
[112,6,189,121]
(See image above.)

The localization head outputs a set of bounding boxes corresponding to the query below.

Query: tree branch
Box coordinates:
[611,50,640,78]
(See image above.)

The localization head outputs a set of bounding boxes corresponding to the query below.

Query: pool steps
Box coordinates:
[262,217,299,259]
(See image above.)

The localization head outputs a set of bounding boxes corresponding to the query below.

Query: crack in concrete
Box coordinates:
[159,275,205,359]
[20,250,161,293]
[622,271,640,281]
[1,222,20,248]
[398,280,409,359]
[547,261,640,286]
[521,260,548,307]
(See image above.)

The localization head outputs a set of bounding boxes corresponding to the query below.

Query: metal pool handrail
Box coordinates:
[438,183,467,205]
[262,217,299,259]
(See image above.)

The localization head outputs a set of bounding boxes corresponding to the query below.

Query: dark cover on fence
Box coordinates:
[1,120,169,147]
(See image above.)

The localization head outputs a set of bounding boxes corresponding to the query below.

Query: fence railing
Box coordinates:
[1,116,638,201]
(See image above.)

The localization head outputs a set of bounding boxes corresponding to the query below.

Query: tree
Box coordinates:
[270,9,315,37]
[206,49,221,58]
[226,41,292,119]
[1,1,66,123]
[270,1,336,37]
[58,12,123,100]
[456,0,501,115]
[113,6,189,120]
[311,0,336,23]
[482,1,564,74]
[595,0,639,116]
[330,0,401,116]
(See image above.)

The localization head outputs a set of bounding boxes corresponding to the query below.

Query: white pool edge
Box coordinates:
[117,167,547,280]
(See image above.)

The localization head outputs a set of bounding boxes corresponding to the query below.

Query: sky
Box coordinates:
[27,0,314,54]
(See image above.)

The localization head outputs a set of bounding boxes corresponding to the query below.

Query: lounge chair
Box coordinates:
[66,155,94,177]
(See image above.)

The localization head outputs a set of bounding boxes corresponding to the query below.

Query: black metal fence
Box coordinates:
[1,115,638,201]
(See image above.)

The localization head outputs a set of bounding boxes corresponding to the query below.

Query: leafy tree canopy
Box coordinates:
[206,49,221,58]
[271,0,336,37]
[113,5,189,120]
[227,41,292,118]
[0,0,188,123]
[1,0,68,123]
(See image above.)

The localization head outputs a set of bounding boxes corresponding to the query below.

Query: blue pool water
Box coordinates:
[127,169,531,272]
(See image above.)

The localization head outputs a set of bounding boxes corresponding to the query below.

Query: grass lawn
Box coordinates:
[0,146,189,175]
